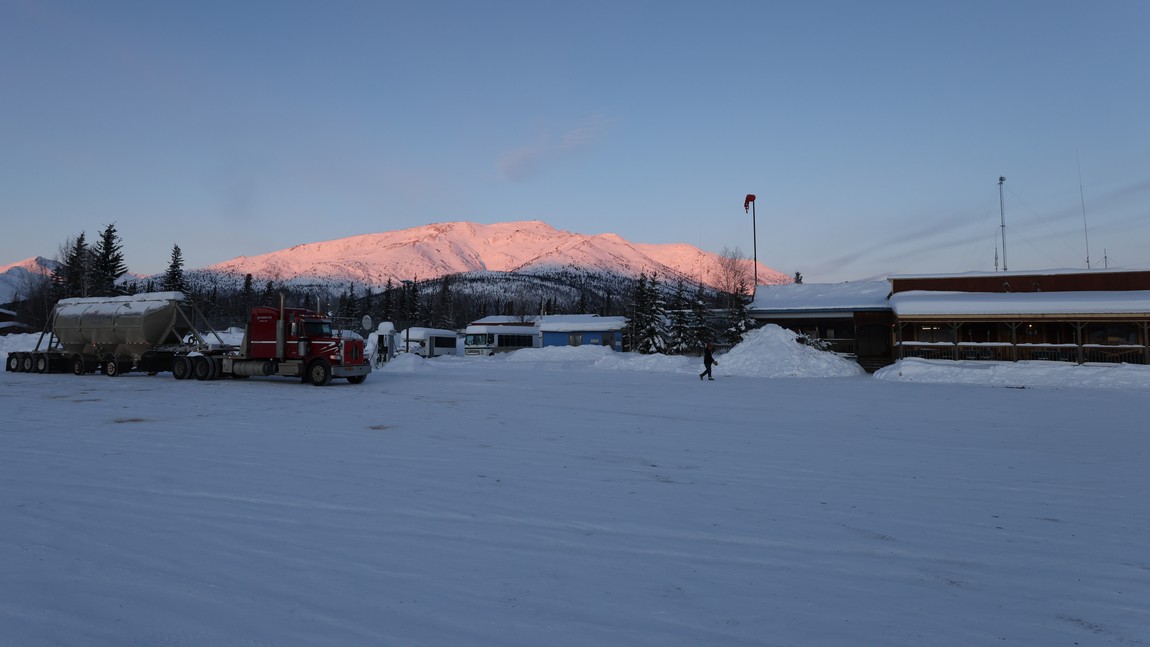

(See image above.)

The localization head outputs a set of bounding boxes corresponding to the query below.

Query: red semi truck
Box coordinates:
[5,292,370,386]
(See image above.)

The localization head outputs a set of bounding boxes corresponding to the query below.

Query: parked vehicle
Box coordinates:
[463,324,539,356]
[5,292,370,386]
[396,327,460,358]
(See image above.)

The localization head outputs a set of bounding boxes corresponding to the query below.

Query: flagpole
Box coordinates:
[744,194,758,287]
[751,199,757,287]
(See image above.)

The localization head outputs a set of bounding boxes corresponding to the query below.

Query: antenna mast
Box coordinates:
[1077,150,1092,269]
[998,176,1008,272]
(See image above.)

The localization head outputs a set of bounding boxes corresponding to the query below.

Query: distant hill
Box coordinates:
[0,257,57,305]
[3,221,789,309]
[205,220,789,291]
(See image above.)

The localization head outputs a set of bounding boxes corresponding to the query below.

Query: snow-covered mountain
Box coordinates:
[0,257,57,305]
[207,221,790,290]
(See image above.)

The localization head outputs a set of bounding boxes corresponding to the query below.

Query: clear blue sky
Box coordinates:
[2,1,1147,282]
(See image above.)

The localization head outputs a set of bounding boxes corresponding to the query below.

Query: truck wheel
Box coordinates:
[34,353,49,374]
[72,355,87,376]
[308,360,333,386]
[346,375,366,384]
[172,356,191,380]
[103,356,121,377]
[192,356,211,381]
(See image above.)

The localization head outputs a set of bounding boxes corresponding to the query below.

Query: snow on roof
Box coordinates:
[539,315,627,332]
[0,307,15,317]
[749,281,891,313]
[397,327,459,339]
[470,315,538,325]
[890,290,1150,317]
[888,267,1145,280]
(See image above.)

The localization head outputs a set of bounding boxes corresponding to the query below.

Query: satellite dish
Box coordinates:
[361,315,373,331]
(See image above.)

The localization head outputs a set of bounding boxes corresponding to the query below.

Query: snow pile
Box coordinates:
[505,344,615,363]
[378,352,435,374]
[718,324,865,378]
[876,357,1150,390]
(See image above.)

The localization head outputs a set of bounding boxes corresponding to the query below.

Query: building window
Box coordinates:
[568,333,583,347]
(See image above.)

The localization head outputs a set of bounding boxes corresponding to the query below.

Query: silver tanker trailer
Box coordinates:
[6,291,371,386]
[6,292,223,376]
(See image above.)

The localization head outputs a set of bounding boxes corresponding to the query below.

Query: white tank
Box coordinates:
[52,292,193,357]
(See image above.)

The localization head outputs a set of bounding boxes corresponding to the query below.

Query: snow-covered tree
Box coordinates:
[666,278,693,354]
[721,276,757,345]
[629,272,667,354]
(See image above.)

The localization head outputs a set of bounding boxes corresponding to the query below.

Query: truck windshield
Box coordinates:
[304,321,332,337]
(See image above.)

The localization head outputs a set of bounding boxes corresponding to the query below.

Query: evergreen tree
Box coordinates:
[402,279,420,326]
[161,244,188,294]
[53,233,91,299]
[689,282,712,348]
[431,275,455,328]
[241,273,254,310]
[666,278,692,354]
[91,223,128,296]
[722,276,757,345]
[261,280,276,305]
[338,283,357,320]
[629,272,667,354]
[381,278,395,323]
[794,271,804,285]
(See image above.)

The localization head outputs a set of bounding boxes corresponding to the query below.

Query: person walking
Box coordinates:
[699,342,717,380]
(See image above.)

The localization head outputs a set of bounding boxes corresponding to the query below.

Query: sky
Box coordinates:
[3,327,1149,645]
[2,1,1148,283]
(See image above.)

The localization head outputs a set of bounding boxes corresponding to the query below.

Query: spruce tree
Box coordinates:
[53,233,91,299]
[91,223,128,296]
[666,278,692,355]
[241,273,254,310]
[689,283,712,349]
[722,276,757,346]
[161,244,188,294]
[630,272,667,354]
[381,278,395,323]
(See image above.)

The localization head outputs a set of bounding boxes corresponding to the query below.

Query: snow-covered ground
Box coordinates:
[2,326,1148,646]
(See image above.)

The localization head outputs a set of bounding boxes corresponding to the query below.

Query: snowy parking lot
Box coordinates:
[2,327,1148,646]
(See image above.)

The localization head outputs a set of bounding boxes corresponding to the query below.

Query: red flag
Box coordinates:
[744,194,756,213]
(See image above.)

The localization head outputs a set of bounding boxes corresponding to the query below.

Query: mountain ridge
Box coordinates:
[207,220,789,290]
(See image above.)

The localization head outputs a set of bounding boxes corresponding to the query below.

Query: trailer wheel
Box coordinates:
[347,375,366,384]
[7,353,21,372]
[171,356,190,380]
[192,356,212,381]
[20,353,34,373]
[308,359,333,386]
[34,353,49,374]
[103,355,122,377]
[72,355,87,376]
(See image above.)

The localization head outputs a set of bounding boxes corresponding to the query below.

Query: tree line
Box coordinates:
[9,227,758,354]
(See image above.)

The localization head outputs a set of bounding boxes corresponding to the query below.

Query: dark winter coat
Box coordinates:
[703,346,715,367]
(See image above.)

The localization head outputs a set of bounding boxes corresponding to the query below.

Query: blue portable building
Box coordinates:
[539,315,627,351]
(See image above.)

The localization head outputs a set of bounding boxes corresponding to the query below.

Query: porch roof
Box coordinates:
[891,290,1150,318]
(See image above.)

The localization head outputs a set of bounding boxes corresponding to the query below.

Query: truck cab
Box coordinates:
[245,306,370,385]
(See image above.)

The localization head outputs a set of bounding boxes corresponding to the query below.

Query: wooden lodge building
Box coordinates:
[750,269,1150,371]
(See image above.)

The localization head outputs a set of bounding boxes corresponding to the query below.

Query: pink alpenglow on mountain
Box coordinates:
[207,221,788,291]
